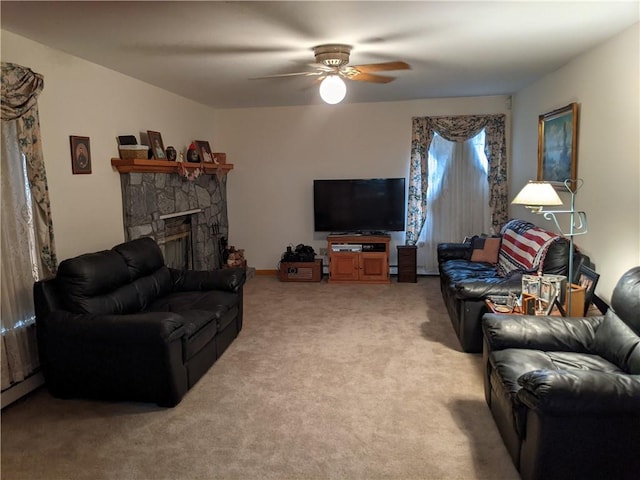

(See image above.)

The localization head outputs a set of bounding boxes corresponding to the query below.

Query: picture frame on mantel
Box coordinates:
[70,135,92,174]
[147,130,166,160]
[537,102,579,188]
[195,140,214,163]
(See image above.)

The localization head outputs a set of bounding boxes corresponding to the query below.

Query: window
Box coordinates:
[417,130,491,273]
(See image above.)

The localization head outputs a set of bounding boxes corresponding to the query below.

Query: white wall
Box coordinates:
[214,97,509,271]
[1,30,217,262]
[6,23,635,301]
[511,23,639,301]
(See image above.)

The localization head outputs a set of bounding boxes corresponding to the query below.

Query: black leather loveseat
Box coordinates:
[438,219,581,353]
[483,266,640,480]
[34,237,246,407]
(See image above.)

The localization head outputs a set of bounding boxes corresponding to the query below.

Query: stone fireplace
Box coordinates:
[117,170,228,271]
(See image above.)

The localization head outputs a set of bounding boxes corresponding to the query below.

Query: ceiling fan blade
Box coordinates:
[250,71,323,80]
[349,72,396,84]
[350,61,411,73]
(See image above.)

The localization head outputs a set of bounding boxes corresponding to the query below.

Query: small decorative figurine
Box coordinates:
[165,146,177,161]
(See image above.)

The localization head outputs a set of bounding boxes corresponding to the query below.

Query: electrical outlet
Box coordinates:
[319,248,328,256]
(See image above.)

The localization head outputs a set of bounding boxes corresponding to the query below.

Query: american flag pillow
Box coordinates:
[498,219,560,276]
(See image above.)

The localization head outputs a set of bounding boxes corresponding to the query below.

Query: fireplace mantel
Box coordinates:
[111,158,234,175]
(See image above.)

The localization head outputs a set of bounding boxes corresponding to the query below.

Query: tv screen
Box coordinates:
[313,178,406,233]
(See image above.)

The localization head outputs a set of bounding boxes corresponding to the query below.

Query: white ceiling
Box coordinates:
[2,1,638,109]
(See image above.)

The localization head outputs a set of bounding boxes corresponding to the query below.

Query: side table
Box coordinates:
[397,245,417,283]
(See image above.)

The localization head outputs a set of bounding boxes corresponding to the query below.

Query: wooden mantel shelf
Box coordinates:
[111,158,234,174]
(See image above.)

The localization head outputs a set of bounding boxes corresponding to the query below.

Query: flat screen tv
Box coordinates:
[313,178,406,233]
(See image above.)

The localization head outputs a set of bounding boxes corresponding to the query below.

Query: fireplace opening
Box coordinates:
[162,215,193,270]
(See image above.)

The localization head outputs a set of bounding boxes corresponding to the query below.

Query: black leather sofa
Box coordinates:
[34,237,246,407]
[438,219,581,353]
[483,266,640,480]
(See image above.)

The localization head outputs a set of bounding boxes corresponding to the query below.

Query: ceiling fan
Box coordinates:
[253,44,411,104]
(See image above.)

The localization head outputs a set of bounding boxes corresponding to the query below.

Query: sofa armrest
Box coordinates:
[517,369,640,414]
[170,267,246,293]
[482,313,603,353]
[437,242,471,264]
[37,310,188,406]
[38,310,185,344]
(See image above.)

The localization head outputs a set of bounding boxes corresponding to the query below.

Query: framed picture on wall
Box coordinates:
[537,102,579,188]
[69,136,92,174]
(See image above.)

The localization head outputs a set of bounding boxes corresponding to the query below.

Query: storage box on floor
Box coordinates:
[278,259,323,282]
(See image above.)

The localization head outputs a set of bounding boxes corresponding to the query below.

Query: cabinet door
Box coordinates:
[359,252,389,281]
[330,253,360,281]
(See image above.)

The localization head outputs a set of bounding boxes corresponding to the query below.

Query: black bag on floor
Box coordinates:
[281,244,315,262]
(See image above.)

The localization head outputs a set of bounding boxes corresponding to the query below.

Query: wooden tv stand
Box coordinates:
[327,234,390,284]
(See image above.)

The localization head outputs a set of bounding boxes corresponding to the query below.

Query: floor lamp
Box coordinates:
[511,179,588,316]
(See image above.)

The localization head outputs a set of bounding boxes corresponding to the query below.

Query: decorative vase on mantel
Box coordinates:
[165,146,177,161]
[187,143,200,163]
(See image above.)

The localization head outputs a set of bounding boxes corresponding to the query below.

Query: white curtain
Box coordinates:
[417,132,491,274]
[1,121,41,389]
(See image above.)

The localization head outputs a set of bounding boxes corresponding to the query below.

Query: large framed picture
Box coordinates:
[69,135,92,174]
[537,102,579,187]
[147,130,166,160]
[576,264,599,314]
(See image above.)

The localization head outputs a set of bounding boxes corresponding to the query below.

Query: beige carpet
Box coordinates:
[1,276,519,480]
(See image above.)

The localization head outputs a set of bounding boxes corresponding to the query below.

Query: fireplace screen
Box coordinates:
[163,215,193,270]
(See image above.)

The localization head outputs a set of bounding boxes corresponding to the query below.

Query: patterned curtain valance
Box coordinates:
[1,62,44,121]
[417,115,495,143]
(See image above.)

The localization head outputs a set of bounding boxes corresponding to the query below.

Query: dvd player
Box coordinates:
[361,243,386,252]
[331,244,362,252]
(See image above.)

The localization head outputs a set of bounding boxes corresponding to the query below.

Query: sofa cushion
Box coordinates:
[498,219,560,276]
[149,290,238,312]
[130,267,173,310]
[440,259,521,298]
[470,236,501,264]
[56,250,142,314]
[113,237,166,280]
[148,290,239,332]
[593,309,640,374]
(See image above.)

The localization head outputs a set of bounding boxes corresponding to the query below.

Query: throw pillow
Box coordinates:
[470,236,501,264]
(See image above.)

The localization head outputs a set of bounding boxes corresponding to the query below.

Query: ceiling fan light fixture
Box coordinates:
[319,75,346,104]
[313,44,352,67]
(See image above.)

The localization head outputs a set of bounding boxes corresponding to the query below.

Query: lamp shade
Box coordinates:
[319,75,346,104]
[512,181,562,208]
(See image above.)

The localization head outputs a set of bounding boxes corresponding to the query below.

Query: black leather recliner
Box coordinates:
[34,237,246,407]
[483,266,640,480]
